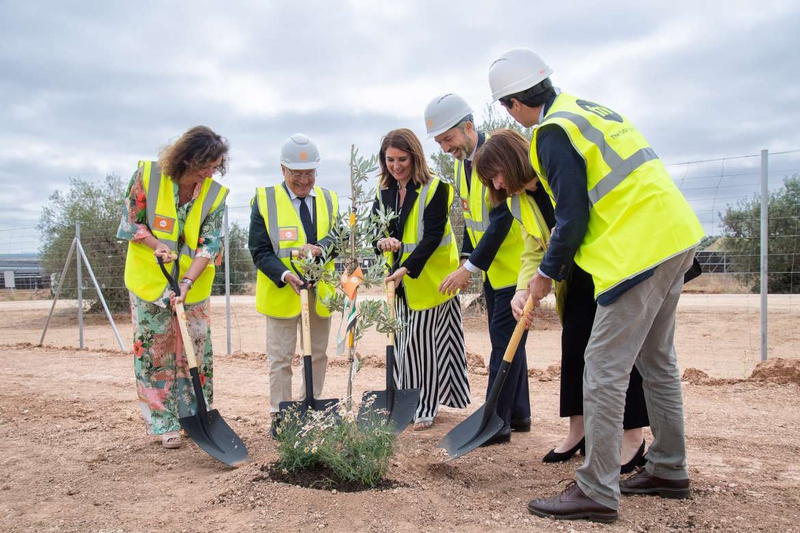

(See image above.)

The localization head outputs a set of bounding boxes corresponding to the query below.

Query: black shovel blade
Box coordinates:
[279,398,341,420]
[358,388,420,435]
[179,409,248,467]
[437,405,505,460]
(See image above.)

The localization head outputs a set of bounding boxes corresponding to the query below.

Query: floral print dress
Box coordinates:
[117,167,225,436]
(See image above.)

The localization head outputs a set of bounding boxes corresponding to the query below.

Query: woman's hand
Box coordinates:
[170,281,190,307]
[153,243,175,263]
[377,237,401,252]
[385,266,408,286]
[511,289,534,330]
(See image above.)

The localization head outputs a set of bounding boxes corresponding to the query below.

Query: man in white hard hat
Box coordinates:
[248,133,340,438]
[424,93,536,446]
[489,48,704,522]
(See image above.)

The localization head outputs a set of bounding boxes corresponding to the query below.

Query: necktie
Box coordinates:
[299,196,316,244]
[464,159,473,190]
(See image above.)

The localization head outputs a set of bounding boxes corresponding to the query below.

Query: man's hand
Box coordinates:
[385,266,408,287]
[299,244,323,258]
[377,237,401,252]
[528,272,553,309]
[285,272,304,295]
[438,266,471,295]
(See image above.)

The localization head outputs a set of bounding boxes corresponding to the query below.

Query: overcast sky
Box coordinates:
[1,0,798,244]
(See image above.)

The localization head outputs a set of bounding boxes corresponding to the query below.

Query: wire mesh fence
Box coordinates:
[0,149,798,370]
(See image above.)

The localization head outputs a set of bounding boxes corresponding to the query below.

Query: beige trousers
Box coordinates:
[265,290,331,413]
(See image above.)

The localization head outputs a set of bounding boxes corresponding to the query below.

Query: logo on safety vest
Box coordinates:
[576,99,623,123]
[461,198,470,212]
[153,215,175,233]
[279,227,298,241]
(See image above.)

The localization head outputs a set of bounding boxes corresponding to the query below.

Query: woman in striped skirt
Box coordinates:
[373,128,470,431]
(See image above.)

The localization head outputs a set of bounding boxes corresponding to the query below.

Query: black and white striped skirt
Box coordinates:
[393,293,471,421]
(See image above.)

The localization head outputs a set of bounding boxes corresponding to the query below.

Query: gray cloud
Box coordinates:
[1,0,798,245]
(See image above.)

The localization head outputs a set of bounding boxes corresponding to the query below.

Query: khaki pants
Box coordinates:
[576,248,696,510]
[265,290,331,413]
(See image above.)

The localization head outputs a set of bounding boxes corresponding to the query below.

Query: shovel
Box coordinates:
[437,296,534,460]
[157,256,248,467]
[358,280,420,434]
[278,252,340,420]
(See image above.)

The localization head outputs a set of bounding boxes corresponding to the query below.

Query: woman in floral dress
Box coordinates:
[117,126,230,449]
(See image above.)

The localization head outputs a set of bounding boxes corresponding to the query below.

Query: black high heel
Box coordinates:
[542,437,586,463]
[621,440,647,474]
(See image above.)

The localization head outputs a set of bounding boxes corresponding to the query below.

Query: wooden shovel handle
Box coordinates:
[502,296,534,364]
[175,302,199,370]
[386,280,396,344]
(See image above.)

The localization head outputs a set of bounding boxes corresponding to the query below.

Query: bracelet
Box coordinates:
[179,277,194,289]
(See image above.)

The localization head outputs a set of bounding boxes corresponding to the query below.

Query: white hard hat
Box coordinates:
[488,48,554,102]
[424,93,474,138]
[280,133,320,170]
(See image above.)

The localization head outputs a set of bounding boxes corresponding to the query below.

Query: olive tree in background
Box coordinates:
[38,175,129,312]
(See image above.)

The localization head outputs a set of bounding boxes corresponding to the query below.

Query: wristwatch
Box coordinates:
[179,277,194,289]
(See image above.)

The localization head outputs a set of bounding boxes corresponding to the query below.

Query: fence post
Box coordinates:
[760,149,768,362]
[76,221,84,349]
[224,205,232,356]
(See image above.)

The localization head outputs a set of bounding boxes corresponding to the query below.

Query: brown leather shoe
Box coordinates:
[620,468,690,499]
[527,481,618,523]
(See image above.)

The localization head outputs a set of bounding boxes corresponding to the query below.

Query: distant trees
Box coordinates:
[719,175,800,293]
[38,175,129,312]
[38,175,254,313]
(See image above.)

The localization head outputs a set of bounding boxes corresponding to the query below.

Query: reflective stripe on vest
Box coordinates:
[530,93,704,297]
[124,160,228,303]
[402,180,453,254]
[254,185,338,318]
[544,111,658,207]
[455,143,524,288]
[397,177,459,311]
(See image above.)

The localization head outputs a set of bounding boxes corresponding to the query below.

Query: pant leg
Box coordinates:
[131,293,179,435]
[635,251,696,479]
[559,265,595,418]
[576,248,695,510]
[175,299,214,418]
[622,365,650,430]
[305,289,331,400]
[486,285,530,425]
[266,315,298,413]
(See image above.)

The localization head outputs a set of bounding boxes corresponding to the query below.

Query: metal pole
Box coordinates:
[39,237,77,346]
[76,222,84,349]
[760,149,769,362]
[224,205,232,356]
[76,240,126,351]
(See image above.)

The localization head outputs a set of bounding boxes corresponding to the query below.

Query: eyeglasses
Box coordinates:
[196,162,223,175]
[287,169,317,180]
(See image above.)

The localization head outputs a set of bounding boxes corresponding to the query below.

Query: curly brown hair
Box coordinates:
[158,126,229,182]
[474,129,537,205]
[378,128,432,188]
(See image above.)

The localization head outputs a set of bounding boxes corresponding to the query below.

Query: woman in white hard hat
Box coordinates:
[373,128,470,431]
[117,126,230,449]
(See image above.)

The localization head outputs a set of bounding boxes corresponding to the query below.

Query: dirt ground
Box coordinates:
[1,294,800,532]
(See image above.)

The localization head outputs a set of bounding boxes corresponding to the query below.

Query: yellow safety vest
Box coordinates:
[455,136,523,289]
[529,93,704,298]
[254,185,339,318]
[124,160,229,304]
[391,177,459,311]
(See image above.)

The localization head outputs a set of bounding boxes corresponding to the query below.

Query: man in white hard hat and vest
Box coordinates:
[488,48,704,523]
[248,133,339,438]
[424,93,537,445]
